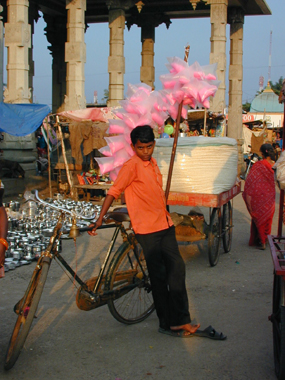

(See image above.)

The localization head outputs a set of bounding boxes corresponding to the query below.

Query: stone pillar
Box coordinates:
[126,13,171,91]
[208,0,228,113]
[140,23,155,89]
[28,3,39,102]
[227,7,244,141]
[64,0,86,111]
[108,7,125,107]
[227,8,244,176]
[4,0,31,103]
[44,14,67,113]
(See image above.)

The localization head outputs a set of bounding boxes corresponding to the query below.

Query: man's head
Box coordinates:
[130,125,155,161]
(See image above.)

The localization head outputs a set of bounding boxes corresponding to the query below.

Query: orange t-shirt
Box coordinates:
[108,155,173,234]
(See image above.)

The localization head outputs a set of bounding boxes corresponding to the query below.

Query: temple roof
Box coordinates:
[250,82,283,113]
[0,0,272,23]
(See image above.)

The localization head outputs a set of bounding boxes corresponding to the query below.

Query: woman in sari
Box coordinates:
[242,143,276,250]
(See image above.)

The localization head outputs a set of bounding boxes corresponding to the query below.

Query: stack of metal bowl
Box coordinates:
[4,197,100,272]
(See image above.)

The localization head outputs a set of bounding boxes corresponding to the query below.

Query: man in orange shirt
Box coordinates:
[89,125,200,337]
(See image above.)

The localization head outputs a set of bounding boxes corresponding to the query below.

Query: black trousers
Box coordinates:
[136,226,191,329]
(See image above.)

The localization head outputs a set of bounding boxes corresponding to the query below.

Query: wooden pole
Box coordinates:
[47,123,52,198]
[203,109,207,136]
[165,45,190,202]
[56,116,74,199]
[277,101,285,237]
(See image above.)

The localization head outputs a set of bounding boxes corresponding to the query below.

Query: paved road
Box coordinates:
[0,188,281,380]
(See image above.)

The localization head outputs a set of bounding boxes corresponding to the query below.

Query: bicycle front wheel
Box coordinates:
[4,259,50,370]
[105,241,155,324]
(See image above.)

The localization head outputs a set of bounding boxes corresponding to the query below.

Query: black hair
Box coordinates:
[260,143,275,160]
[130,125,154,145]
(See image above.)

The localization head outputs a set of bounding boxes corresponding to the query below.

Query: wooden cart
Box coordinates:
[167,183,241,266]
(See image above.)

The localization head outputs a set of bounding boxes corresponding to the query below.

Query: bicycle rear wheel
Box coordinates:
[105,241,155,324]
[208,207,221,267]
[222,201,232,253]
[4,259,50,370]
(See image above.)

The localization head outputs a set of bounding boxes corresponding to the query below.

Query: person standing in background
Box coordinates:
[0,181,8,277]
[242,143,276,250]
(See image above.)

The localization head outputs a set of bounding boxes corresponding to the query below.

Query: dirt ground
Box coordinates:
[0,187,281,380]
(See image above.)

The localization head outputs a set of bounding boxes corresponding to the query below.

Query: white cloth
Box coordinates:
[153,137,238,194]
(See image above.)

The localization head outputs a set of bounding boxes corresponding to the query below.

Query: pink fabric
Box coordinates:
[242,159,275,245]
[59,107,116,122]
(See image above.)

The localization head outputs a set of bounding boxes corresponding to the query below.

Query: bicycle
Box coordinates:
[4,191,154,370]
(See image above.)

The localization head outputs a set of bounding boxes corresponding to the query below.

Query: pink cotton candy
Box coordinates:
[113,149,131,168]
[120,101,139,114]
[95,157,115,175]
[166,57,188,74]
[181,106,188,119]
[127,83,152,98]
[183,97,196,108]
[109,166,123,181]
[206,73,217,81]
[168,104,178,120]
[123,131,132,145]
[98,146,112,157]
[105,136,126,154]
[123,140,135,156]
[162,80,177,89]
[172,89,185,104]
[202,99,210,109]
[136,113,153,127]
[194,71,205,80]
[183,85,198,100]
[151,112,165,126]
[129,89,149,103]
[113,108,126,120]
[164,92,177,106]
[122,113,139,129]
[199,86,217,102]
[107,119,127,134]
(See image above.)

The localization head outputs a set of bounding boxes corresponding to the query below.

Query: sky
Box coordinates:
[21,0,285,108]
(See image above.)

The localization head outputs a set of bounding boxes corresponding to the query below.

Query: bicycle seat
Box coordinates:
[105,207,131,223]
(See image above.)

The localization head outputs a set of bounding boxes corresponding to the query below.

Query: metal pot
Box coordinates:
[12,251,22,260]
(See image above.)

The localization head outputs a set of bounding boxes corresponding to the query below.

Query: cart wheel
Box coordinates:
[208,207,221,267]
[272,274,285,379]
[222,201,232,253]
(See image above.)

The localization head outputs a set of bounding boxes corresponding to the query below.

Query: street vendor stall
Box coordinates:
[153,135,240,266]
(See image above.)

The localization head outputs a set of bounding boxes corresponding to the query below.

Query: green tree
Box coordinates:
[101,89,109,103]
[242,102,251,112]
[269,77,284,95]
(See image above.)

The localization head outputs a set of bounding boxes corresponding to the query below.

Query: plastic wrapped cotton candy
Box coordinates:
[98,146,112,157]
[165,56,188,74]
[107,119,128,134]
[105,135,127,154]
[109,166,123,182]
[113,149,132,168]
[126,83,152,98]
[96,157,115,175]
[95,57,220,181]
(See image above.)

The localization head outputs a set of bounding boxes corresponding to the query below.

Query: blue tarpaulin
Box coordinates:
[0,103,51,136]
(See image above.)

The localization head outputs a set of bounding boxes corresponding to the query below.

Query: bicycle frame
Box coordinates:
[32,211,148,312]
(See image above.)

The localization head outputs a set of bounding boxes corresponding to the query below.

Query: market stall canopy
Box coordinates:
[58,107,117,122]
[0,103,50,136]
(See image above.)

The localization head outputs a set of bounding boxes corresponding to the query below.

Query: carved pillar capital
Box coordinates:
[227,7,244,25]
[126,13,171,41]
[106,0,136,11]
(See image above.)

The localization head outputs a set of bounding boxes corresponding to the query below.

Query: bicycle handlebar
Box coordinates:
[33,190,98,221]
